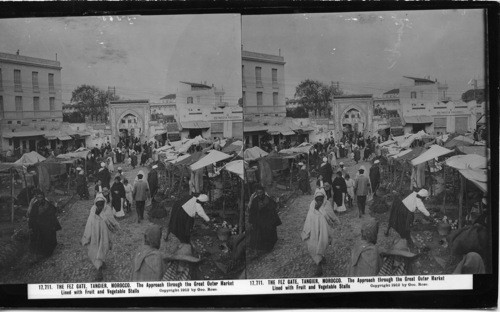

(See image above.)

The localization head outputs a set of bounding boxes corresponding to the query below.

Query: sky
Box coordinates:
[242,10,486,100]
[0,14,242,103]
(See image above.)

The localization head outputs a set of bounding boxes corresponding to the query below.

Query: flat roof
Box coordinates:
[242,50,286,65]
[0,52,61,69]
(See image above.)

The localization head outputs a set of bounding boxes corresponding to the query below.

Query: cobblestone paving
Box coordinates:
[2,165,181,284]
[245,159,402,279]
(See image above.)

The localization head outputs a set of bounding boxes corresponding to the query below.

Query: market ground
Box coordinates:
[245,156,456,279]
[0,164,191,284]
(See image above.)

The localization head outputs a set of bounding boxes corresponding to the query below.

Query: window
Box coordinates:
[410,91,416,99]
[33,97,40,111]
[187,97,193,104]
[15,96,22,111]
[49,97,55,111]
[242,65,245,87]
[272,68,278,88]
[48,73,55,93]
[257,92,263,106]
[14,69,22,92]
[32,72,39,92]
[345,114,349,119]
[273,92,278,106]
[255,67,262,87]
[242,91,246,106]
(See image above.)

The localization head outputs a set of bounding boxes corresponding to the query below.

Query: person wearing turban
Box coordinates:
[81,194,120,281]
[301,188,340,276]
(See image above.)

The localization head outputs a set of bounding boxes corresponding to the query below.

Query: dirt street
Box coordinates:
[245,156,452,279]
[1,165,183,284]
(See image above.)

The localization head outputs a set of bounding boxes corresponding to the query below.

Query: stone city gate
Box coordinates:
[331,95,374,138]
[108,100,150,146]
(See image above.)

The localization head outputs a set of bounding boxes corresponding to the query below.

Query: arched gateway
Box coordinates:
[109,100,150,146]
[331,95,374,139]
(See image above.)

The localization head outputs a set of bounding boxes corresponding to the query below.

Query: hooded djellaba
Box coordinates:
[349,218,383,276]
[81,194,120,281]
[132,225,165,281]
[301,188,340,276]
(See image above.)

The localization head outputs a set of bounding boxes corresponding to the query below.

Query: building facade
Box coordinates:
[399,76,475,135]
[0,51,63,154]
[176,81,243,140]
[242,50,286,124]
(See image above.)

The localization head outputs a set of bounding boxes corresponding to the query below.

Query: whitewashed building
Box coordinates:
[0,51,63,154]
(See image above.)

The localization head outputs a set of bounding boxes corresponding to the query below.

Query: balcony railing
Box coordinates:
[244,105,286,114]
[2,110,63,119]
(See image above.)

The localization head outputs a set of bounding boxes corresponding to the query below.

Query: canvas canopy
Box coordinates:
[56,149,91,160]
[190,150,231,171]
[459,169,487,193]
[379,140,395,147]
[224,160,244,180]
[396,146,426,162]
[391,149,412,158]
[444,135,475,149]
[244,146,269,161]
[168,153,191,164]
[156,144,174,152]
[445,154,487,170]
[279,143,314,155]
[400,130,427,149]
[222,142,243,154]
[456,146,489,158]
[14,151,46,165]
[411,145,453,166]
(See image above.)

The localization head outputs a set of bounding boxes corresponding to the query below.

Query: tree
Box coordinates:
[63,111,85,123]
[70,85,120,122]
[294,79,342,117]
[286,106,309,118]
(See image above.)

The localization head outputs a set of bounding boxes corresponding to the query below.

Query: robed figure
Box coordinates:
[248,187,282,252]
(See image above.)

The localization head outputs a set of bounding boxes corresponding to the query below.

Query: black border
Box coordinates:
[0,1,498,309]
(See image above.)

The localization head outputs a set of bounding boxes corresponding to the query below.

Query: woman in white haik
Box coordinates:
[107,156,115,173]
[301,188,340,276]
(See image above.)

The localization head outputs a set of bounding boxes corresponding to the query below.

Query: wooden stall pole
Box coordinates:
[22,170,30,208]
[458,175,465,229]
[239,176,244,235]
[441,166,446,215]
[221,171,226,219]
[289,158,294,190]
[10,169,14,224]
[177,167,184,198]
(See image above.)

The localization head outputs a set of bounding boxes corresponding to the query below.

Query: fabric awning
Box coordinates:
[267,125,295,136]
[14,151,46,165]
[411,145,454,166]
[244,146,268,161]
[403,116,434,124]
[459,169,487,193]
[190,150,232,171]
[456,146,489,158]
[224,160,244,180]
[445,154,487,170]
[180,121,210,129]
[44,135,58,140]
[3,130,45,138]
[58,135,72,141]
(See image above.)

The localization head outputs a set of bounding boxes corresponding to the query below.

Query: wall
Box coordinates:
[242,51,286,124]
